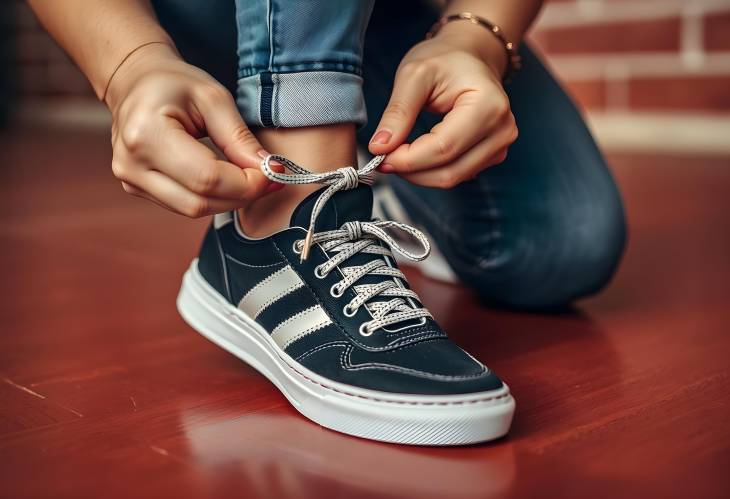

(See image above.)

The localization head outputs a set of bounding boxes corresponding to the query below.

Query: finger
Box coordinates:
[385,91,510,173]
[401,142,504,189]
[152,119,275,200]
[400,117,517,189]
[125,169,249,218]
[192,86,274,200]
[121,181,173,212]
[193,86,264,170]
[368,63,432,156]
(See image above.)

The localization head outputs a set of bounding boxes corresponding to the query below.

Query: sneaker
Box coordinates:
[176,154,515,445]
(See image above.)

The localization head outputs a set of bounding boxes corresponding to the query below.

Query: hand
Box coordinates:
[368,28,518,189]
[106,43,280,217]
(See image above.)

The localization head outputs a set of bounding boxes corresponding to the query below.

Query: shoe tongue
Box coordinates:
[289,184,374,231]
[291,183,423,331]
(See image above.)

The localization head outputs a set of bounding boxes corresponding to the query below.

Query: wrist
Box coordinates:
[104,42,181,111]
[433,22,509,80]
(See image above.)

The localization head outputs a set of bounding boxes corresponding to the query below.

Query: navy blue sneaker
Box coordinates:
[177,155,515,445]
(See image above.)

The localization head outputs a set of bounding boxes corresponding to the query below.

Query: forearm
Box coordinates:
[438,0,544,76]
[26,0,177,99]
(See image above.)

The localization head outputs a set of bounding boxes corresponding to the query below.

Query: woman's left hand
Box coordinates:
[368,28,519,188]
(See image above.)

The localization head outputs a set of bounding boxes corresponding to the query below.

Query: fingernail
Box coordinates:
[370,129,392,145]
[378,163,395,173]
[257,149,284,171]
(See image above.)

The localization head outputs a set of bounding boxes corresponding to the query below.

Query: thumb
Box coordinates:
[195,87,276,197]
[369,65,431,156]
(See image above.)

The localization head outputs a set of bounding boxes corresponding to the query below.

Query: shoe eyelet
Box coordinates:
[292,240,302,255]
[330,283,344,298]
[343,303,357,317]
[359,323,372,336]
[314,265,327,279]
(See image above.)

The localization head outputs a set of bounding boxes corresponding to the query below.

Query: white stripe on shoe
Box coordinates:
[178,260,516,446]
[238,265,304,319]
[213,212,233,229]
[271,305,332,349]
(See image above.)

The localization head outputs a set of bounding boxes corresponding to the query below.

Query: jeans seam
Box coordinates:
[272,73,280,125]
[239,63,362,79]
[260,72,274,127]
[266,0,274,70]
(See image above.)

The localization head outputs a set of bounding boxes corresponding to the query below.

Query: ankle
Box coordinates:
[237,123,357,238]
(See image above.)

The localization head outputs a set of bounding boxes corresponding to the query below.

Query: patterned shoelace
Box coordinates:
[260,154,432,336]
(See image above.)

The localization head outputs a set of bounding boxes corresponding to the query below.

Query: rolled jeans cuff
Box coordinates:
[236,71,367,128]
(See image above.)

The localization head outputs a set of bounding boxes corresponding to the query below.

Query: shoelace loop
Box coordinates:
[262,153,383,259]
[260,154,433,335]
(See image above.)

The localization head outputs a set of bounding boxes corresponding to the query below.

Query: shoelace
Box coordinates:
[260,154,433,336]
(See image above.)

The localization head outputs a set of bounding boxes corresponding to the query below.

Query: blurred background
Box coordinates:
[1,2,729,498]
[2,0,730,154]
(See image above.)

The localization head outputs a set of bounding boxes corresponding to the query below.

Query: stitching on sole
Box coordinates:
[189,264,511,408]
[226,298,510,407]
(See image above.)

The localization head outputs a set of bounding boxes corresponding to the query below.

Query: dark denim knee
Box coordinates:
[455,175,627,310]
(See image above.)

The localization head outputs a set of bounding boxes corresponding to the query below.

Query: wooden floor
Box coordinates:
[0,127,728,499]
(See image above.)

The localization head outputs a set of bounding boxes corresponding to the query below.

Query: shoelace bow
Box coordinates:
[260,154,433,335]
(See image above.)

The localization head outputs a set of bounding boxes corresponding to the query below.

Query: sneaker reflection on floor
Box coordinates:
[178,408,516,498]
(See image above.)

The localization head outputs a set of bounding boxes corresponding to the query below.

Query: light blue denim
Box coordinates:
[234,0,374,127]
[152,0,626,309]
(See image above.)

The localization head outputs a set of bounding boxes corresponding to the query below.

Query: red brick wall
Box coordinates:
[9,0,730,114]
[10,0,94,97]
[530,0,730,114]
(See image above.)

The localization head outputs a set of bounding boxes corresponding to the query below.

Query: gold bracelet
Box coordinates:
[426,12,522,83]
[101,41,172,102]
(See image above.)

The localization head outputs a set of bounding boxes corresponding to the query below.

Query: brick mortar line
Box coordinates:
[536,0,730,29]
[587,111,730,156]
[544,52,730,80]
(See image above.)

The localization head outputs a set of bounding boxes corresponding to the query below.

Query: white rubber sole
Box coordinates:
[176,260,515,446]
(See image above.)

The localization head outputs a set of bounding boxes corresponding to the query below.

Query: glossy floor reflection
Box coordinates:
[180,410,516,498]
[0,128,728,499]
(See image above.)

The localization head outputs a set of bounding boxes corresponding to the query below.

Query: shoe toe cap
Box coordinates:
[297,338,505,396]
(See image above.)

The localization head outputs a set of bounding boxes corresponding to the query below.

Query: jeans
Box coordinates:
[152,0,627,309]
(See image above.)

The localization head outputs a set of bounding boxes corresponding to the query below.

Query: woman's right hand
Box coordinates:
[105,43,279,217]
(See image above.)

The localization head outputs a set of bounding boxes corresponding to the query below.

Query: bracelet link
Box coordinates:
[426,12,522,83]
